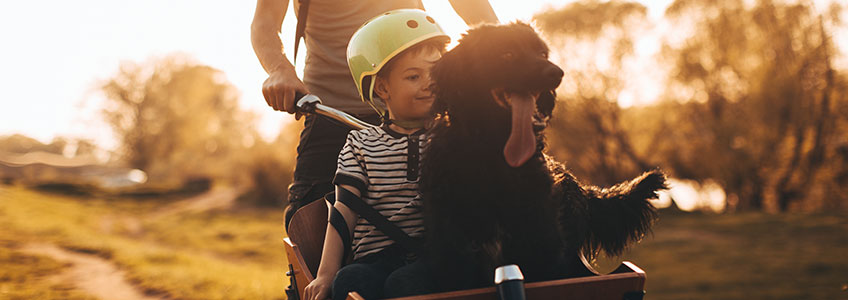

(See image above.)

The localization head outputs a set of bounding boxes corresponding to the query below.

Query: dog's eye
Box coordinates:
[502,52,514,60]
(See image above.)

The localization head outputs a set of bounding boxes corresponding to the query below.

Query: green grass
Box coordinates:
[0,186,287,300]
[620,210,848,300]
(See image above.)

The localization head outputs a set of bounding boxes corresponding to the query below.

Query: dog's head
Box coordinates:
[430,22,564,166]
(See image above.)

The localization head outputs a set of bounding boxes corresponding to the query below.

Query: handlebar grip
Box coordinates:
[293,91,306,113]
[495,265,526,300]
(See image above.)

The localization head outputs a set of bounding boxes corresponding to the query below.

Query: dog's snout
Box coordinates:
[544,65,564,80]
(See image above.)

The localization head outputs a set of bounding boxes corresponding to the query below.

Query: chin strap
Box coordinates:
[383,118,430,130]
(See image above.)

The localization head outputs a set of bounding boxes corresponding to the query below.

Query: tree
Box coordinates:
[657,0,846,211]
[535,0,656,186]
[535,0,848,212]
[100,55,257,184]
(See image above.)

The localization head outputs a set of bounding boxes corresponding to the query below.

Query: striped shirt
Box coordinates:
[333,125,427,260]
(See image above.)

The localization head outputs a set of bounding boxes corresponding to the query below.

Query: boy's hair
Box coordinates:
[376,38,448,79]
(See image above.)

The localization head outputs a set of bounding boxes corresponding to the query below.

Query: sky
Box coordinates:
[1,0,842,151]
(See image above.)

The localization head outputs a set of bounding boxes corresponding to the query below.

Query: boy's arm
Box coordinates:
[250,0,309,113]
[303,185,360,300]
[448,0,499,26]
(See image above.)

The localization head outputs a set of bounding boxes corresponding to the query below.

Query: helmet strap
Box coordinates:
[384,118,429,130]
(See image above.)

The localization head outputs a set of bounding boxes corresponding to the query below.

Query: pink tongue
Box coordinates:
[503,95,536,167]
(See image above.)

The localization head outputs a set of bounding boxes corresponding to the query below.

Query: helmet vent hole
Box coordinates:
[407,20,419,29]
[426,16,435,24]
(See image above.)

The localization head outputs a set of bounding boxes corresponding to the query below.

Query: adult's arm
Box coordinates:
[448,0,499,26]
[251,0,309,113]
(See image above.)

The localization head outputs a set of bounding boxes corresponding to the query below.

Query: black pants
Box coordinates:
[285,114,381,229]
[332,245,436,299]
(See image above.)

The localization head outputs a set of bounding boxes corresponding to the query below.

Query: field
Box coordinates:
[0,185,287,300]
[1,185,846,299]
[625,210,848,300]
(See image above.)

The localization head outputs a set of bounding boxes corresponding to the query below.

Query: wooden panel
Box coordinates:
[286,199,330,278]
[522,273,644,300]
[386,262,645,300]
[284,237,313,297]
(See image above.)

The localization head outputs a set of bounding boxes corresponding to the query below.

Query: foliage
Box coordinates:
[237,121,301,207]
[100,55,258,184]
[99,55,300,206]
[0,134,79,155]
[655,0,847,211]
[535,0,656,186]
[536,0,848,212]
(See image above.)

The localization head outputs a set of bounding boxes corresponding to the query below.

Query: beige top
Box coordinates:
[294,0,423,116]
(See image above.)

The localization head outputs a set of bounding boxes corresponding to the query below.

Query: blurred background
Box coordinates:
[1,0,846,299]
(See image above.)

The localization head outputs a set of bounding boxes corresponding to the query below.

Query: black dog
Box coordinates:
[420,22,667,291]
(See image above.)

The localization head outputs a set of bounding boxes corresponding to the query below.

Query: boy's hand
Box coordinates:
[262,64,309,115]
[303,275,333,300]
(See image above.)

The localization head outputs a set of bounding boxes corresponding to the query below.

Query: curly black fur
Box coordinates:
[420,22,668,292]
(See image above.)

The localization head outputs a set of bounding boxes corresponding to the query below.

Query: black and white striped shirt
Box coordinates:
[333,125,427,260]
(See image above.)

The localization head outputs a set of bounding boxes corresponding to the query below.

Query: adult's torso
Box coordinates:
[295,0,423,116]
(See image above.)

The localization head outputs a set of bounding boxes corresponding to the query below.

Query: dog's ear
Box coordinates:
[430,42,467,115]
[430,25,498,115]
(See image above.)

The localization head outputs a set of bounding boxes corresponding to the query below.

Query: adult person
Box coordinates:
[251,0,499,229]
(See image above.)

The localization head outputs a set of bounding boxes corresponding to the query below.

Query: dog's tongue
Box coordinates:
[503,94,536,167]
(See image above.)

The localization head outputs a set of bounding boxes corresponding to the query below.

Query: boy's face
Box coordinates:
[374,48,441,121]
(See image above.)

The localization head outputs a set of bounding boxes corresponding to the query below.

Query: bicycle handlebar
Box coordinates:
[294,92,378,130]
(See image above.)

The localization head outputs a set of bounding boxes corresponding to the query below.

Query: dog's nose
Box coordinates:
[544,65,564,80]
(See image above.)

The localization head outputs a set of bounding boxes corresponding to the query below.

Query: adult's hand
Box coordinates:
[262,65,310,114]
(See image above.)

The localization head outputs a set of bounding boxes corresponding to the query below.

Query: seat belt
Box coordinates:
[293,0,310,65]
[328,188,423,262]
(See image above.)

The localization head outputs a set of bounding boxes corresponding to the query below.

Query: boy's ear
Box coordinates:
[373,76,390,102]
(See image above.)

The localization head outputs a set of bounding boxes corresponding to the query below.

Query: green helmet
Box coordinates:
[347,9,450,117]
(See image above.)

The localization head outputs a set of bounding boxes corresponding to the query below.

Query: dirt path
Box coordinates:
[14,186,246,299]
[21,243,161,300]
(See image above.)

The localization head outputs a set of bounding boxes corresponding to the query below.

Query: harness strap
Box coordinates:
[328,205,352,262]
[335,187,423,255]
[293,0,310,65]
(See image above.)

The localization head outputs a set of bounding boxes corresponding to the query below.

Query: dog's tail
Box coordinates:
[583,169,667,258]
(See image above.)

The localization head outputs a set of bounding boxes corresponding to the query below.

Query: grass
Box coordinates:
[1,185,846,299]
[0,236,95,300]
[620,210,848,300]
[0,185,287,300]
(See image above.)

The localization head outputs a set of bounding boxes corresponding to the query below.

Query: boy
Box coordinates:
[303,9,448,300]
